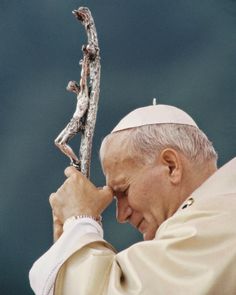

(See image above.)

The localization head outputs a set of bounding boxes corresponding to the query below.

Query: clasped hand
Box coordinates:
[49,166,113,241]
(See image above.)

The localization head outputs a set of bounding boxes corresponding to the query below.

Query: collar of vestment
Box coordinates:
[191,157,236,201]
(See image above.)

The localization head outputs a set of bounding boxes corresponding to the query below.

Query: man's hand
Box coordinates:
[52,213,63,242]
[49,166,113,228]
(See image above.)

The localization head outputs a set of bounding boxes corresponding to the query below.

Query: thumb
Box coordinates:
[64,166,79,178]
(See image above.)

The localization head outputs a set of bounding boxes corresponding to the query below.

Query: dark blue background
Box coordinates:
[0,1,235,294]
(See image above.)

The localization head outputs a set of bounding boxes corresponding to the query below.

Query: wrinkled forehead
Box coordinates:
[102,153,140,189]
[100,132,140,186]
[100,131,130,164]
[101,148,127,188]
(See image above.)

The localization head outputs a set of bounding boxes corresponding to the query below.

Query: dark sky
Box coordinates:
[0,1,236,294]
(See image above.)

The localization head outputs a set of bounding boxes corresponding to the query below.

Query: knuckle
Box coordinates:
[70,173,83,185]
[49,193,55,201]
[65,166,77,176]
[56,186,64,194]
[49,193,56,206]
[65,166,72,175]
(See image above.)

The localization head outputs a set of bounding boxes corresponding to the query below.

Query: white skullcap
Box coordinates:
[111,104,198,133]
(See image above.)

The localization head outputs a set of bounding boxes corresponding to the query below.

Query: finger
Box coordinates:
[64,166,79,178]
[49,193,56,208]
[99,186,114,203]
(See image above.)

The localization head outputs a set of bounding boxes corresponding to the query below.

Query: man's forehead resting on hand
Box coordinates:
[99,104,217,241]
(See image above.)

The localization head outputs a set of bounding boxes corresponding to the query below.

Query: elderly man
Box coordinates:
[29,104,236,295]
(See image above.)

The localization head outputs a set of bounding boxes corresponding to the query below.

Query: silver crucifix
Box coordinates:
[54,7,101,178]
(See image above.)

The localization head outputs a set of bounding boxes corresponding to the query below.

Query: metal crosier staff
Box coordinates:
[54,7,101,179]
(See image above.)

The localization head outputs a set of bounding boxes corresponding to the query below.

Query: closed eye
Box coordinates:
[123,187,129,196]
[114,186,129,199]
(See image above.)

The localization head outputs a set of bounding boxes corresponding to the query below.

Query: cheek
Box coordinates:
[128,178,157,209]
[129,166,169,210]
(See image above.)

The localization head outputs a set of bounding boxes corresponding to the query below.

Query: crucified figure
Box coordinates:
[54,7,101,175]
[54,53,90,168]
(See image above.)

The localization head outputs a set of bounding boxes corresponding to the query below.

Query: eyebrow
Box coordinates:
[107,176,127,193]
[111,185,122,193]
[112,184,129,194]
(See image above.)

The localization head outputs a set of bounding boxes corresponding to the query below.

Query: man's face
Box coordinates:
[101,137,173,241]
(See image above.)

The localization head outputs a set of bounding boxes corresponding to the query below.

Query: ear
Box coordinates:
[159,148,183,184]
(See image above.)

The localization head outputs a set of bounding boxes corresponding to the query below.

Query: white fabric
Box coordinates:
[63,216,103,234]
[29,218,103,295]
[29,158,236,295]
[111,104,198,133]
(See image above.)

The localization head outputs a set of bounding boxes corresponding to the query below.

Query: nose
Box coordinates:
[116,197,132,223]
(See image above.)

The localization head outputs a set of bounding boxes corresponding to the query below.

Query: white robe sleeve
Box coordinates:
[29,159,236,295]
[53,195,236,295]
[29,218,109,295]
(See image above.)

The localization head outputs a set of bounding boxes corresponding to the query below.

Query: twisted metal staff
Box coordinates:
[55,7,101,178]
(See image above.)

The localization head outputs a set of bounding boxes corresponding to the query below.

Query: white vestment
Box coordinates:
[29,158,236,295]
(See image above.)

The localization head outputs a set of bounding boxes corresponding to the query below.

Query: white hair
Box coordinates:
[100,124,218,165]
